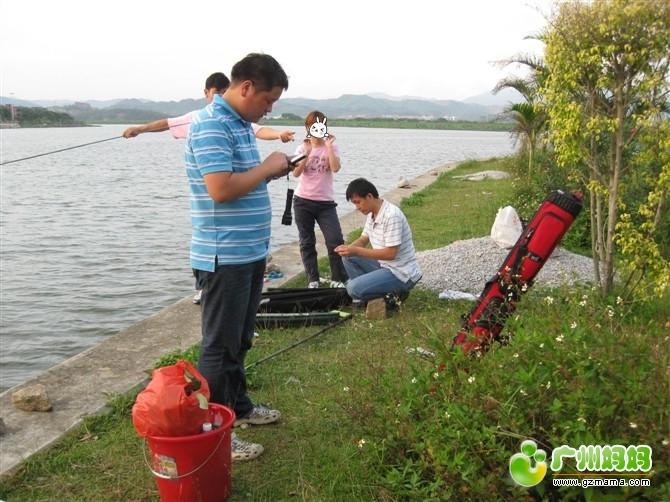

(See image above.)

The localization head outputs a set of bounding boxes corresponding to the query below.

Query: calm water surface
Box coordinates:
[0,125,513,390]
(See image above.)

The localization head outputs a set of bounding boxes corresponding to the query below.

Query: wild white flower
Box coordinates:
[546,381,551,389]
[520,388,527,396]
[577,417,586,423]
[616,296,624,305]
[629,422,638,429]
[544,296,554,305]
[606,306,615,318]
[570,321,578,329]
[357,438,366,448]
[444,411,451,419]
[432,372,440,379]
[343,386,350,392]
[468,376,476,384]
[411,377,417,384]
[579,300,587,307]
[582,294,589,300]
[513,353,519,358]
[595,323,602,329]
[539,343,545,349]
[555,334,565,343]
[521,283,528,292]
[662,439,669,446]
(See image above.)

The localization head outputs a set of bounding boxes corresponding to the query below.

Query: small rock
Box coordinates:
[397,177,411,188]
[0,417,7,435]
[12,384,53,412]
[365,298,388,320]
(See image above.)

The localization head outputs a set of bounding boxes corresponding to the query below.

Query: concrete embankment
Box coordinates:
[0,163,455,476]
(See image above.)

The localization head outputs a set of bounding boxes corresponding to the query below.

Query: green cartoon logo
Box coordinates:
[509,439,548,487]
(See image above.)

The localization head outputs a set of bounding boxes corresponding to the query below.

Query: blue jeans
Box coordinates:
[194,259,265,418]
[342,256,416,301]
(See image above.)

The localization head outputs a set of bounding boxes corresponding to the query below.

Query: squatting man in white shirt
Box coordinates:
[335,177,422,310]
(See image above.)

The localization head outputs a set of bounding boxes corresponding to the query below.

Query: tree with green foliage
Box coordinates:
[494,53,549,177]
[505,102,548,177]
[543,0,670,295]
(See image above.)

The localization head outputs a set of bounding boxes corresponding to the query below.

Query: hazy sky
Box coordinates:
[0,0,551,102]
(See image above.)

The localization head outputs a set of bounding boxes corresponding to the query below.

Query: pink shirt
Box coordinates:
[167,112,260,139]
[293,142,340,201]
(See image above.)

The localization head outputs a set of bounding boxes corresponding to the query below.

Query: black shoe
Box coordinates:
[384,294,401,311]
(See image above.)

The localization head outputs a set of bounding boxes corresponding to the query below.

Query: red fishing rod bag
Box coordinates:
[452,190,583,355]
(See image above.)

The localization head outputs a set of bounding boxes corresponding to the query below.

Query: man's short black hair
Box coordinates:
[205,72,230,91]
[346,178,379,201]
[230,53,289,92]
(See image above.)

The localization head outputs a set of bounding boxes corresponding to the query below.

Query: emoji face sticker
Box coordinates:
[308,116,329,139]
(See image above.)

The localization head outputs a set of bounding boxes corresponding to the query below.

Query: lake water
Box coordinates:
[0,125,513,391]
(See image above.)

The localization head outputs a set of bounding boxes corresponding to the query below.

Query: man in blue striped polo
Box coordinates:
[186,53,290,461]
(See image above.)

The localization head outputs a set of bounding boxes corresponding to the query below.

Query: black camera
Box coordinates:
[288,153,306,168]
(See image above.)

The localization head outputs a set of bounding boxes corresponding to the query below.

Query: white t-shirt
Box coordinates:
[167,112,261,139]
[362,200,422,283]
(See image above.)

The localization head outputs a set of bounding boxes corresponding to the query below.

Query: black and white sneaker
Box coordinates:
[234,405,281,426]
[231,433,264,461]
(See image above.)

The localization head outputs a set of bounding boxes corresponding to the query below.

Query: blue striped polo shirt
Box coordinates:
[185,95,271,271]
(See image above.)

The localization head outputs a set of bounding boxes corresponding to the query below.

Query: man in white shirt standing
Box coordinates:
[335,178,421,311]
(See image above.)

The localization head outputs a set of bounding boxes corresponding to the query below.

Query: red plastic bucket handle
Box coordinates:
[142,430,227,480]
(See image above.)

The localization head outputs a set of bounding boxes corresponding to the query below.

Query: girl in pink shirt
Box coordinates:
[292,111,348,288]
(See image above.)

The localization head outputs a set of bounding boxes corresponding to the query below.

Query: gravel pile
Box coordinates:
[416,237,595,293]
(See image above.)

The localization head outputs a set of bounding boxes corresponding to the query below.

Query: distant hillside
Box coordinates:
[109,98,206,116]
[50,102,165,123]
[0,96,40,107]
[109,94,498,121]
[0,105,83,127]
[463,88,523,107]
[270,94,496,120]
[2,92,513,123]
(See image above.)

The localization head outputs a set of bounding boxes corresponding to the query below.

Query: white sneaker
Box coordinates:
[330,281,346,288]
[234,405,281,426]
[231,433,264,461]
[308,281,320,289]
[192,290,202,304]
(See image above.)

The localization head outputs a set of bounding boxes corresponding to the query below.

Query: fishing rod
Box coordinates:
[0,135,122,166]
[245,313,351,370]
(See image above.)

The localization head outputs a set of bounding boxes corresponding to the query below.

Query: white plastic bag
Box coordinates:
[490,206,523,249]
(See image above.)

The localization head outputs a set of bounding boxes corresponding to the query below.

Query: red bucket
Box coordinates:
[145,403,236,502]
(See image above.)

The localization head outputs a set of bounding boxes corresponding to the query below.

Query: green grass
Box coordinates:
[400,157,516,251]
[2,157,667,501]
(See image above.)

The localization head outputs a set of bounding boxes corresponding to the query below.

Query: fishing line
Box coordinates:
[245,314,350,370]
[0,135,122,166]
